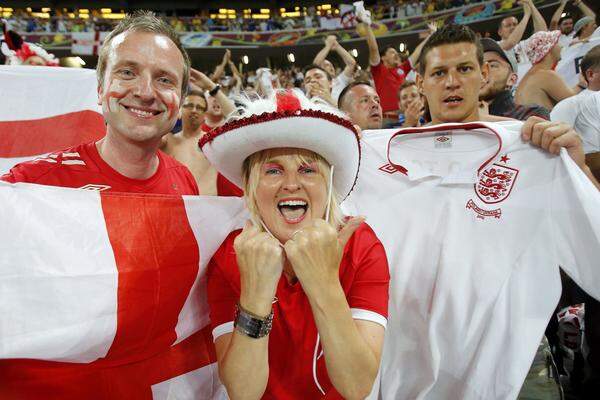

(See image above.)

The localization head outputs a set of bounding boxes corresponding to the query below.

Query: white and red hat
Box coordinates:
[199,89,361,200]
[525,30,561,65]
[1,22,58,66]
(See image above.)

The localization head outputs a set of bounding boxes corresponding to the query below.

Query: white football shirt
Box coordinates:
[343,121,600,400]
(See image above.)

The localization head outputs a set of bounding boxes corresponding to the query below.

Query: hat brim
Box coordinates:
[201,112,360,200]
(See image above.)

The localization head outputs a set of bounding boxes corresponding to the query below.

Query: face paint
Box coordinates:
[104,86,128,113]
[156,91,180,121]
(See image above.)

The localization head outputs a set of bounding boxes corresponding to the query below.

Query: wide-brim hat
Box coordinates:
[525,30,561,64]
[199,90,361,200]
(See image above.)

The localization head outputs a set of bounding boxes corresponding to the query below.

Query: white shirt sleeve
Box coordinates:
[551,149,600,300]
[550,95,579,126]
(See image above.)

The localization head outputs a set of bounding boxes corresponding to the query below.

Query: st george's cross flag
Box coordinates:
[0,181,246,399]
[0,65,106,175]
[0,66,246,398]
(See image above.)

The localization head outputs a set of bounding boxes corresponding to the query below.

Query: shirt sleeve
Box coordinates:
[550,149,600,301]
[550,96,578,126]
[345,225,390,328]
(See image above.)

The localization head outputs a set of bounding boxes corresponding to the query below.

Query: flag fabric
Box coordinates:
[0,65,106,175]
[71,31,109,55]
[0,181,246,398]
[556,36,600,87]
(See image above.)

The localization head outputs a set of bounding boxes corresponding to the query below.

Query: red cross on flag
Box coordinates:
[72,31,109,55]
[0,65,106,175]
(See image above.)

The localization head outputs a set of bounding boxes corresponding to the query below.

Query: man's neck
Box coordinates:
[430,108,481,126]
[96,130,160,180]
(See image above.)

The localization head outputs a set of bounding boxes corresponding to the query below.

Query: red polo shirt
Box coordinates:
[207,222,390,399]
[371,59,412,113]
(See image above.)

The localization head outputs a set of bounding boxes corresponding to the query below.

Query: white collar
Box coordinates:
[386,121,522,184]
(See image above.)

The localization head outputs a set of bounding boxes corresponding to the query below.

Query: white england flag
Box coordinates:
[0,181,246,398]
[0,65,105,175]
[71,31,109,55]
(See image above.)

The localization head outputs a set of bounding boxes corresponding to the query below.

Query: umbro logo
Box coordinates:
[78,184,111,192]
[378,163,397,174]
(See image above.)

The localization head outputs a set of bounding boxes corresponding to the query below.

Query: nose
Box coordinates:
[445,69,460,90]
[133,73,155,102]
[282,172,301,192]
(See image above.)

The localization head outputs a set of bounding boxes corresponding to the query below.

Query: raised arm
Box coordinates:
[212,49,231,82]
[574,0,596,19]
[525,0,548,32]
[332,37,358,78]
[313,35,335,67]
[364,23,381,66]
[499,3,532,50]
[190,68,236,117]
[550,0,568,30]
[409,22,437,67]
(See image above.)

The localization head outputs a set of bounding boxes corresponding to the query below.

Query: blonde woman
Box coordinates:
[200,90,389,399]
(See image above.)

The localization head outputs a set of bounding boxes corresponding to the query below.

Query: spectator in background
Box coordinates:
[497,0,547,77]
[515,30,580,111]
[552,45,600,166]
[161,88,211,191]
[313,35,357,104]
[338,81,383,130]
[394,80,426,128]
[303,64,336,106]
[480,38,550,120]
[550,0,596,48]
[359,4,435,122]
[572,15,599,44]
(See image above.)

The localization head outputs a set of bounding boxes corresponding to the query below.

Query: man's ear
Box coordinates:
[416,73,424,94]
[480,62,490,89]
[506,72,518,88]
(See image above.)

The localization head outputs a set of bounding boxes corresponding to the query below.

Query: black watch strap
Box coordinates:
[234,303,273,339]
[209,84,221,96]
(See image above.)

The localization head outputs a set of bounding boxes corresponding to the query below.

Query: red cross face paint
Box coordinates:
[99,30,184,144]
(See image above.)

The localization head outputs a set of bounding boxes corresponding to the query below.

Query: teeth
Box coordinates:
[128,107,154,117]
[278,200,307,207]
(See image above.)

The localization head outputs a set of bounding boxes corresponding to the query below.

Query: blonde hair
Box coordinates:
[242,149,344,232]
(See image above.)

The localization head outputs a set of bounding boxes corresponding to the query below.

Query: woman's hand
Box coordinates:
[234,221,284,316]
[284,217,364,296]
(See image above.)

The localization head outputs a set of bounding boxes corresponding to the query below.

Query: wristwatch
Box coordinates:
[234,303,274,339]
[209,84,221,97]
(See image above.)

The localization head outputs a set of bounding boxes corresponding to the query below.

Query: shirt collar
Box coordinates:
[386,121,521,184]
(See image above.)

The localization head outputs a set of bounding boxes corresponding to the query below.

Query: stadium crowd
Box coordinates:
[1,0,600,398]
[4,0,486,33]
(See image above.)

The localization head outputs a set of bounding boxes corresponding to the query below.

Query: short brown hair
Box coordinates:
[96,10,191,96]
[581,45,600,83]
[418,24,483,75]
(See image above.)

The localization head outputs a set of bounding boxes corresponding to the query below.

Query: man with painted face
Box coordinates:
[1,11,198,196]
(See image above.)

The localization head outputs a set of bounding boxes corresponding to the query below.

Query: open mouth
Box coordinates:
[370,112,382,119]
[443,95,463,106]
[277,199,308,224]
[122,105,162,118]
